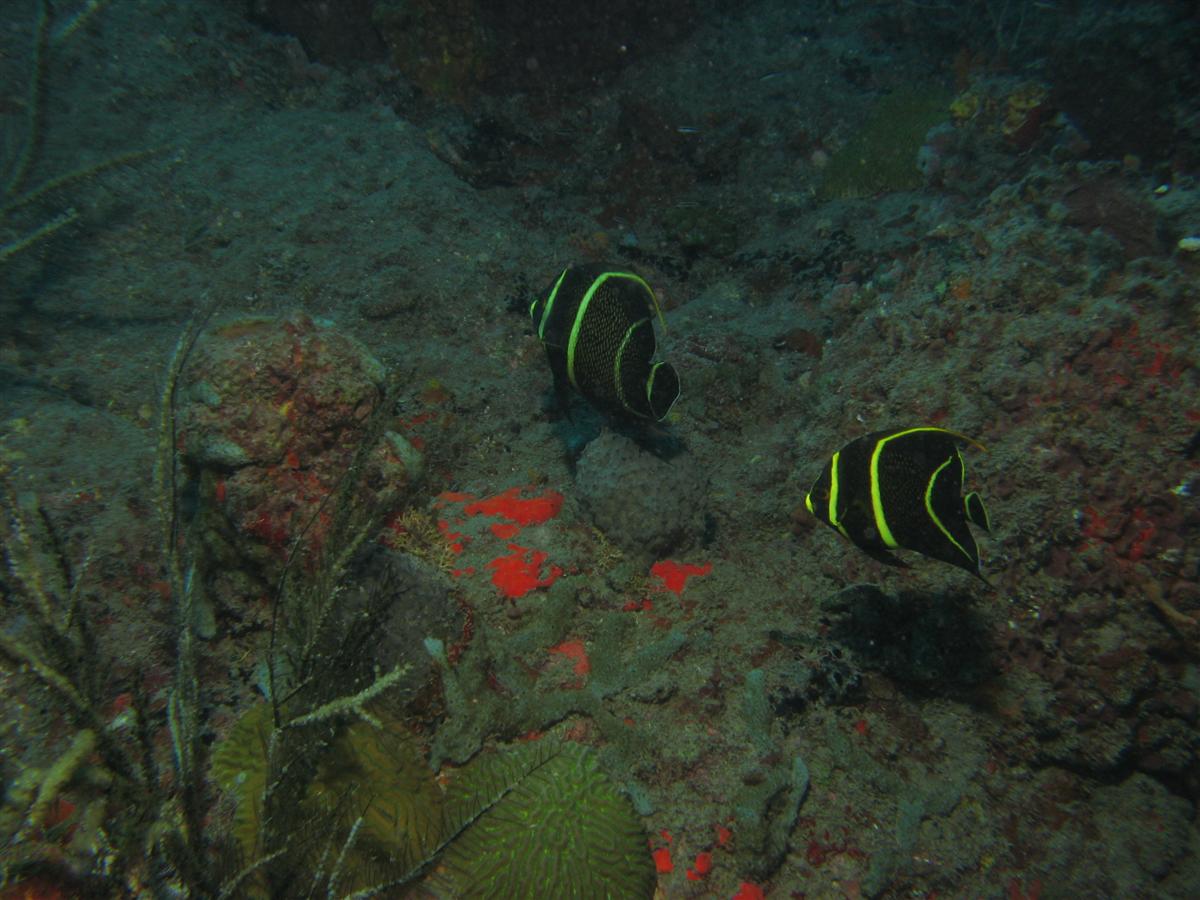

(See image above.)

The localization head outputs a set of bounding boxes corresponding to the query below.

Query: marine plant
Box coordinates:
[206,459,656,896]
[1,0,155,266]
[0,318,212,892]
[0,313,417,894]
[2,299,658,895]
[210,705,655,897]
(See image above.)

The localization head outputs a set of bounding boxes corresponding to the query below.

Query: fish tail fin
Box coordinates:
[964,491,990,533]
[646,361,680,421]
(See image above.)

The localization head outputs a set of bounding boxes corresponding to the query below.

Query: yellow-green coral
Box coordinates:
[818,86,952,200]
[429,740,656,898]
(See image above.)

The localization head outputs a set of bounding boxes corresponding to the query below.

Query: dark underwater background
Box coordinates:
[2,0,1199,897]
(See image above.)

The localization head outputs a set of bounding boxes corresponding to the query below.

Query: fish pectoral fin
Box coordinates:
[964,491,991,532]
[549,370,574,421]
[557,387,574,422]
[862,545,909,568]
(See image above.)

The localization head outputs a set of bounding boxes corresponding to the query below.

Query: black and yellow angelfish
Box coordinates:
[805,427,992,580]
[529,263,680,422]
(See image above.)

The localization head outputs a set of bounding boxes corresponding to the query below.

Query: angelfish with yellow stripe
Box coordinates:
[805,427,992,581]
[529,263,680,421]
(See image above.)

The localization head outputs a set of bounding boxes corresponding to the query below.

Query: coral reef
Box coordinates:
[2,0,1200,897]
[427,592,689,767]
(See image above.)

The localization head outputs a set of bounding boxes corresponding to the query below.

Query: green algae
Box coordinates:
[818,86,952,200]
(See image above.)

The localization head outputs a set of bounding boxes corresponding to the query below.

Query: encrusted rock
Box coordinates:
[178,313,422,598]
[574,432,707,558]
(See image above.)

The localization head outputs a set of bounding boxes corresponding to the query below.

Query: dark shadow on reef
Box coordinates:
[769,582,995,721]
[823,583,995,688]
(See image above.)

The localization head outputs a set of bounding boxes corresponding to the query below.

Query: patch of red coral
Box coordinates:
[548,639,590,675]
[463,486,564,526]
[650,559,713,595]
[486,543,563,598]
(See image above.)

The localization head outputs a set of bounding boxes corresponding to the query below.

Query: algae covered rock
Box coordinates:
[177,313,423,595]
[819,86,952,200]
[575,432,708,558]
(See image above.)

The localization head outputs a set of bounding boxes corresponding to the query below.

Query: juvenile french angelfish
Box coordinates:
[805,426,992,581]
[529,263,680,422]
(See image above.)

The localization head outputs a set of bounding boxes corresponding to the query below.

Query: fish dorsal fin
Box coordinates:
[536,266,572,341]
[650,292,667,333]
[964,491,990,533]
[939,429,987,453]
[623,270,667,333]
[596,269,668,333]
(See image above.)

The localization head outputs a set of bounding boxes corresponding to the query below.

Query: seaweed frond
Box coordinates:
[0,0,160,266]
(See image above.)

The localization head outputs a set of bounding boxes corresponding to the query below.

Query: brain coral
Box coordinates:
[427,739,656,898]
